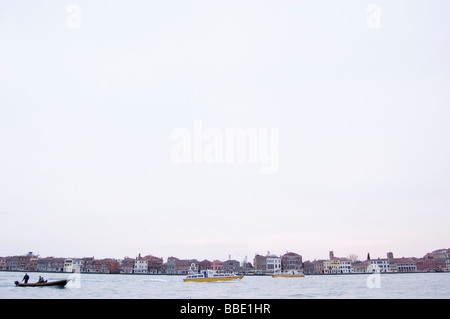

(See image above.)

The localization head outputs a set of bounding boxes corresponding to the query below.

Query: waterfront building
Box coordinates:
[266,254,281,273]
[145,255,163,274]
[17,252,38,271]
[253,254,267,273]
[36,257,65,272]
[0,257,6,271]
[82,257,95,273]
[252,252,284,273]
[326,251,354,273]
[223,259,241,273]
[132,254,164,274]
[387,252,417,273]
[324,251,339,274]
[93,258,120,273]
[323,259,340,274]
[281,252,303,271]
[416,255,447,272]
[352,260,370,273]
[302,260,314,275]
[387,252,397,272]
[313,259,325,274]
[134,254,148,274]
[120,257,136,274]
[199,259,212,271]
[167,257,198,274]
[414,248,450,272]
[63,258,83,273]
[240,256,253,273]
[160,262,168,273]
[74,259,83,272]
[393,258,417,273]
[429,248,450,271]
[211,260,224,271]
[4,252,39,271]
[368,258,391,272]
[5,256,18,271]
[64,259,74,273]
[337,258,354,273]
[1,247,448,275]
[430,248,450,260]
[241,261,253,273]
[166,257,179,274]
[81,257,93,272]
[323,251,339,274]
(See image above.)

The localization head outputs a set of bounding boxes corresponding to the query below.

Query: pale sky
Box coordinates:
[1,1,449,262]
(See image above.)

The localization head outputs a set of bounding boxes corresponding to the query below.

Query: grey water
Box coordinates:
[1,271,449,299]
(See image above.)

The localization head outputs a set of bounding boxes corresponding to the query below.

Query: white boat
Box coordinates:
[183,263,243,282]
[271,270,305,278]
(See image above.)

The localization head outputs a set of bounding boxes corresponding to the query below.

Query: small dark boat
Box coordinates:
[14,279,70,287]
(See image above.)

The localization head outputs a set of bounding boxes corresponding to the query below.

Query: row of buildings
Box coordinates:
[1,248,449,275]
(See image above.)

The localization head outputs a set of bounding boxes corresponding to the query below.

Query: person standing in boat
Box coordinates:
[22,273,29,284]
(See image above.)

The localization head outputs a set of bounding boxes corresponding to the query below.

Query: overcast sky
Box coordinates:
[1,0,449,262]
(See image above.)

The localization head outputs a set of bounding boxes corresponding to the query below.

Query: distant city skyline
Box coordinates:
[1,1,449,264]
[4,246,447,264]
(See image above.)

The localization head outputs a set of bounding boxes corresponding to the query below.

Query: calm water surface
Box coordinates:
[1,271,449,299]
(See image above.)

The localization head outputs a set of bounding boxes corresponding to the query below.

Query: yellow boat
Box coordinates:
[183,264,243,282]
[271,270,305,278]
